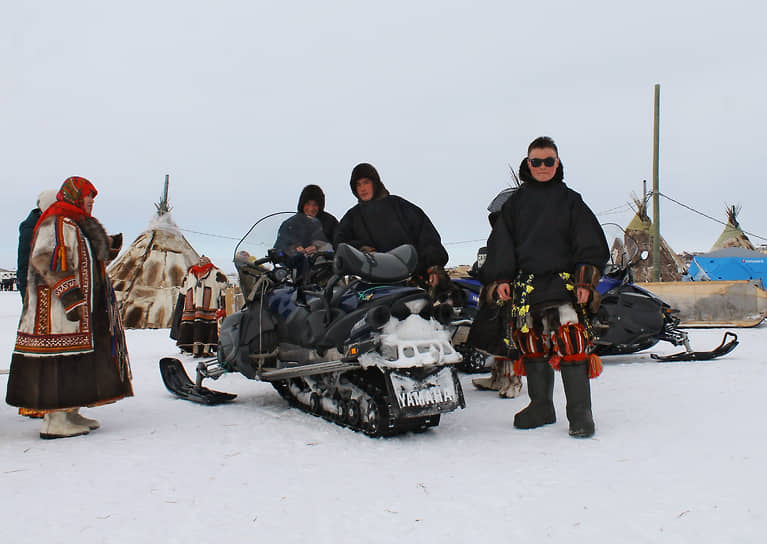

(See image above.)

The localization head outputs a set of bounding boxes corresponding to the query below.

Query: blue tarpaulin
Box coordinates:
[686,247,767,288]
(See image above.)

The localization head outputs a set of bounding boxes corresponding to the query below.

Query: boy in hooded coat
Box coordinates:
[480,137,609,437]
[274,184,336,255]
[335,163,449,286]
[297,184,338,245]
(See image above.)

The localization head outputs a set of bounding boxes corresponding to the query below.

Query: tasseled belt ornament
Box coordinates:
[504,271,602,378]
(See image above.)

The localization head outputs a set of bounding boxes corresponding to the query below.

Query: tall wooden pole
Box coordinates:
[652,84,661,281]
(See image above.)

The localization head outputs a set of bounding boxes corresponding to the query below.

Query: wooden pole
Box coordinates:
[155,174,171,216]
[652,84,661,281]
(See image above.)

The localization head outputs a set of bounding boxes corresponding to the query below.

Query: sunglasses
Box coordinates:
[528,157,557,167]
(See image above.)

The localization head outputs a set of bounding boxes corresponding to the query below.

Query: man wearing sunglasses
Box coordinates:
[479,136,609,438]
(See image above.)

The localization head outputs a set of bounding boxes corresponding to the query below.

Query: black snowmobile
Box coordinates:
[160,212,465,437]
[447,231,738,368]
[590,247,738,362]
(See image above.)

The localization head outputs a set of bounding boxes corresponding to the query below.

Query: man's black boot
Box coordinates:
[513,358,556,429]
[560,362,595,438]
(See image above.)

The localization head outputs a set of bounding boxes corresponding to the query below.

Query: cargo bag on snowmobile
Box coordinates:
[218,303,278,379]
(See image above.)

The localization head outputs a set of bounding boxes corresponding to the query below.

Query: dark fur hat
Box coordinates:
[297,184,326,213]
[349,163,388,200]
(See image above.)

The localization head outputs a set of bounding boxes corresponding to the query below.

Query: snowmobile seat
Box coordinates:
[333,243,417,283]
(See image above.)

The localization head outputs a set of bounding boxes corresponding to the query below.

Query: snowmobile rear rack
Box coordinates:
[650,332,739,362]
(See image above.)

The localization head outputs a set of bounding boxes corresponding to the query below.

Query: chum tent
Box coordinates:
[710,204,755,251]
[624,194,685,282]
[108,176,200,328]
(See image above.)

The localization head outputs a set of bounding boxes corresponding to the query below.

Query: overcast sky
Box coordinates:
[2,1,765,274]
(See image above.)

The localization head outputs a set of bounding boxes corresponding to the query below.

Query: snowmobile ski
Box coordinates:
[159,357,237,405]
[650,332,739,362]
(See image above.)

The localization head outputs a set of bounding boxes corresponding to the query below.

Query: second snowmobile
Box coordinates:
[448,242,738,368]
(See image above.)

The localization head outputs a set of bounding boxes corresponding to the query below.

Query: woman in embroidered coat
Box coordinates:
[176,256,229,357]
[6,176,133,439]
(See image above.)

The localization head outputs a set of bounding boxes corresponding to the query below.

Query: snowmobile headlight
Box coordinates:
[404,298,429,314]
[381,344,398,361]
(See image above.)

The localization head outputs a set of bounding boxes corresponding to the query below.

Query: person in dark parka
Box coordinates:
[274,184,337,256]
[297,184,338,246]
[17,208,41,301]
[335,163,449,287]
[17,190,57,301]
[480,136,609,438]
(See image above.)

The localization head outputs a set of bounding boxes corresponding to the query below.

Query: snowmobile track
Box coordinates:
[271,369,441,437]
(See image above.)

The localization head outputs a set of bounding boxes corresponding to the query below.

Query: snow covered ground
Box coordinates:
[1,290,765,543]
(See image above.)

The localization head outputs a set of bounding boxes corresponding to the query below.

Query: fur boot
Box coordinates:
[471,357,502,390]
[40,411,90,439]
[472,358,522,398]
[513,358,556,429]
[67,408,100,430]
[561,362,595,438]
[498,358,523,398]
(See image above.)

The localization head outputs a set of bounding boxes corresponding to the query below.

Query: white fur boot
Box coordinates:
[498,358,523,398]
[471,358,523,398]
[472,357,503,390]
[67,408,100,430]
[40,411,90,439]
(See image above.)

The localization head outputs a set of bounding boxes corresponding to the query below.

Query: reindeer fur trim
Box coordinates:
[76,216,112,262]
[575,264,602,314]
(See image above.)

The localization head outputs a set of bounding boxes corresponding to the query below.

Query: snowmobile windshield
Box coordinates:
[234,211,295,263]
[601,223,640,276]
[235,211,332,259]
[233,211,335,291]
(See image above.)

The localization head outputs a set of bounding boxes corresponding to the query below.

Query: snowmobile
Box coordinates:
[160,212,465,437]
[590,249,738,362]
[448,238,738,368]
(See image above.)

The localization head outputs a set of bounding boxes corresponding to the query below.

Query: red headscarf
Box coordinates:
[36,176,98,232]
[188,255,215,278]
